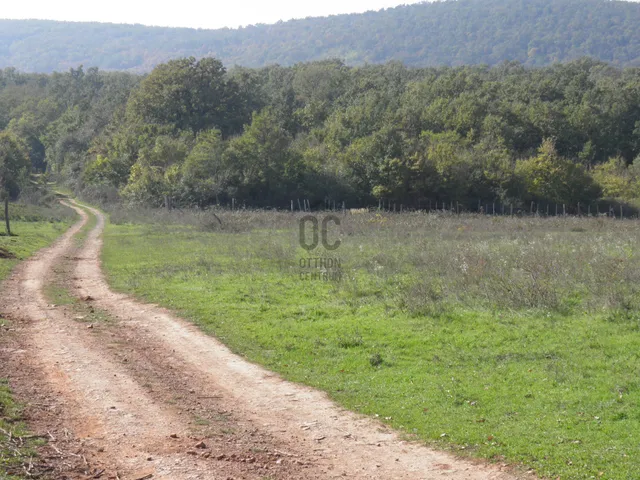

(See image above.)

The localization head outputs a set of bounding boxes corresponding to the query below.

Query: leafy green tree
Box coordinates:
[180,130,228,207]
[592,157,638,200]
[121,134,191,207]
[420,130,473,203]
[0,131,30,235]
[87,121,173,189]
[224,109,301,204]
[126,57,245,135]
[292,60,347,130]
[7,113,47,171]
[515,138,601,205]
[83,154,132,188]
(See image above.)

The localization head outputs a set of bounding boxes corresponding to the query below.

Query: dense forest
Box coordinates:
[1,56,640,211]
[1,0,640,73]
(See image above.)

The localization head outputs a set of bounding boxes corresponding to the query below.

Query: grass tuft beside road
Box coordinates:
[102,210,640,480]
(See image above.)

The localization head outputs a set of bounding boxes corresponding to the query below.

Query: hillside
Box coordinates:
[0,0,639,73]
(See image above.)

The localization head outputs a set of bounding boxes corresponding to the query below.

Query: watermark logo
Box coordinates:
[298,215,343,282]
[299,215,341,251]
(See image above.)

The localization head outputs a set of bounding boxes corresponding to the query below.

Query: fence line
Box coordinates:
[220,197,637,218]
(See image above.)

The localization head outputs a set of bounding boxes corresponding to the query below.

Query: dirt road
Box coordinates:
[0,201,522,479]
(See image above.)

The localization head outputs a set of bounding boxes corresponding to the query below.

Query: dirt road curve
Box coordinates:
[0,201,522,480]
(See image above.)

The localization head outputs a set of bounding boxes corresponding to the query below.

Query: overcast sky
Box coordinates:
[1,1,424,29]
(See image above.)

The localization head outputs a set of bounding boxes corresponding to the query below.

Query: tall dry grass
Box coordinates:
[108,206,640,315]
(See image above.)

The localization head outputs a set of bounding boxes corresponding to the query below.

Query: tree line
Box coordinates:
[1,57,640,213]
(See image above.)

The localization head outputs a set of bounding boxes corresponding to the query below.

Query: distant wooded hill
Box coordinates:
[0,0,639,73]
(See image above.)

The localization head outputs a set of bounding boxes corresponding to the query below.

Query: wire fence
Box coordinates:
[220,197,640,219]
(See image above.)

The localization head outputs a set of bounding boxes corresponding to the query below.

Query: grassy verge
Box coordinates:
[0,381,42,479]
[0,203,75,282]
[1,201,75,478]
[102,210,640,480]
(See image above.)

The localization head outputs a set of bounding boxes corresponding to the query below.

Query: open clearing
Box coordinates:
[100,207,640,480]
[0,203,519,479]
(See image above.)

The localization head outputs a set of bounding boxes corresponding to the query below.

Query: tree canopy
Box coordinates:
[2,56,640,210]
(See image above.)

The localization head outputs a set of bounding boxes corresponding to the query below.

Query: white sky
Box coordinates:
[0,1,424,29]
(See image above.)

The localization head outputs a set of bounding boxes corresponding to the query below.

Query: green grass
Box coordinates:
[42,284,77,306]
[0,202,75,282]
[40,205,111,327]
[74,208,97,246]
[102,211,640,479]
[0,380,40,479]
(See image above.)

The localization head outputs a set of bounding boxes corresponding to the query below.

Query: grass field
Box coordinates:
[102,208,640,480]
[0,201,75,478]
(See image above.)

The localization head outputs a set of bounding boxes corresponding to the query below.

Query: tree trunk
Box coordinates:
[4,197,10,236]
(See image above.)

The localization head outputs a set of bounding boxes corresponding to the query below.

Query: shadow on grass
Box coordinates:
[0,246,17,259]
